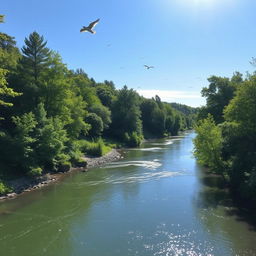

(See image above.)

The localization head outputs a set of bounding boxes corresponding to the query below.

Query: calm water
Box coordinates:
[1,132,256,256]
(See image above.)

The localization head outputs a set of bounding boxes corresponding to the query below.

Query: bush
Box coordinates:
[78,138,111,157]
[124,132,143,147]
[67,141,83,164]
[27,167,43,177]
[58,161,71,172]
[0,181,11,195]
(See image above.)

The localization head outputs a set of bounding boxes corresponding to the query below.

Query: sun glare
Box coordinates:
[177,0,217,8]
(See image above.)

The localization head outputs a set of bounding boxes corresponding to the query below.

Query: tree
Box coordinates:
[0,33,21,114]
[193,114,224,173]
[200,75,236,123]
[89,104,111,130]
[21,31,51,83]
[0,33,21,70]
[110,86,142,141]
[85,113,103,137]
[224,76,256,134]
[0,69,20,108]
[96,84,116,107]
[222,77,256,196]
[33,103,69,170]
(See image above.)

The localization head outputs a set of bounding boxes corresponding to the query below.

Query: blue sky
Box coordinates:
[1,0,256,107]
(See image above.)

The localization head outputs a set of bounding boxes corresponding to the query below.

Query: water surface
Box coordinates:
[1,132,256,255]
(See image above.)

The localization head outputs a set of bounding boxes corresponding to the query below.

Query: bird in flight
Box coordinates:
[144,65,154,69]
[0,15,4,23]
[80,18,100,34]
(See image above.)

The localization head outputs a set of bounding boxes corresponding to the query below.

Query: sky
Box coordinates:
[1,0,256,107]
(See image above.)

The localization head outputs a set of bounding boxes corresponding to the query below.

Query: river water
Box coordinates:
[1,132,256,256]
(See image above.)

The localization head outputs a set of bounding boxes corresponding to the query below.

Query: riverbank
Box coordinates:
[0,149,122,201]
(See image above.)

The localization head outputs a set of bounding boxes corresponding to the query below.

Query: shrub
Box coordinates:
[78,138,111,157]
[58,161,71,172]
[0,181,11,195]
[124,132,143,147]
[27,167,43,177]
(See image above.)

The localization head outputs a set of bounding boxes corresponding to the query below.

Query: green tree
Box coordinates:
[89,104,111,130]
[21,31,51,83]
[200,75,237,123]
[96,84,116,107]
[111,86,143,141]
[33,103,69,170]
[0,69,20,108]
[0,33,21,70]
[11,112,38,173]
[85,113,103,137]
[222,76,256,197]
[0,33,21,115]
[193,114,224,173]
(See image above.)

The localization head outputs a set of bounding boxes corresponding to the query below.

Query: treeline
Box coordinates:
[0,31,195,193]
[193,72,256,209]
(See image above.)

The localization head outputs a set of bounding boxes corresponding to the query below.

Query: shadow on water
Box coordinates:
[196,166,256,231]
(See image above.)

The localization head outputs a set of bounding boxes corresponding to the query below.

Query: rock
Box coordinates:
[7,193,16,198]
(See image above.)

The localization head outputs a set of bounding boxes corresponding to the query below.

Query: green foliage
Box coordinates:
[28,167,43,177]
[96,83,116,107]
[0,33,21,111]
[89,104,111,130]
[111,86,143,140]
[0,69,21,108]
[124,132,143,147]
[195,72,256,208]
[198,74,241,123]
[57,161,71,172]
[0,31,192,186]
[0,33,21,70]
[67,140,83,164]
[21,31,51,83]
[0,181,11,195]
[86,113,104,137]
[12,112,38,172]
[79,138,110,157]
[224,77,256,134]
[193,114,224,173]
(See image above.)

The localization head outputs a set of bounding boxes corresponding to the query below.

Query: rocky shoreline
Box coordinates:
[0,149,122,201]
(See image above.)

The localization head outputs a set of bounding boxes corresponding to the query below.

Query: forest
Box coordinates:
[193,71,256,209]
[0,31,196,194]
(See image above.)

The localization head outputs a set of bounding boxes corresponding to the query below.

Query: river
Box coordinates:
[0,132,256,255]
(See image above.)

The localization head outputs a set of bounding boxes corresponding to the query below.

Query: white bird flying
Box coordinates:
[144,65,154,69]
[80,18,100,34]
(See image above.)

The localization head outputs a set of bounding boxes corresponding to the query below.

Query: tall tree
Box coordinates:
[199,75,236,123]
[110,86,142,140]
[21,31,51,83]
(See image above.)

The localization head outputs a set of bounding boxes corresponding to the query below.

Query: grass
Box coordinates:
[78,138,112,157]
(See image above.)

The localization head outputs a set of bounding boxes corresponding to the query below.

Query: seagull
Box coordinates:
[80,18,100,34]
[0,15,4,23]
[144,65,154,69]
